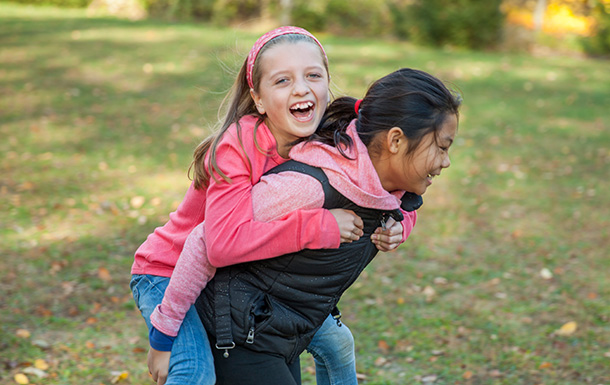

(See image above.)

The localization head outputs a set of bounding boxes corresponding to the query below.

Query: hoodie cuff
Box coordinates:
[149,326,176,352]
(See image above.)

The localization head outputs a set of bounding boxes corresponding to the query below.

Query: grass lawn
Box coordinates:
[1,3,609,384]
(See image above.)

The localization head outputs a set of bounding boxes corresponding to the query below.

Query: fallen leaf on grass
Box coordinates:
[374,357,387,366]
[539,361,552,369]
[539,268,553,280]
[98,267,112,281]
[23,366,48,379]
[377,340,390,354]
[110,371,129,384]
[462,370,473,379]
[130,196,145,209]
[554,321,577,336]
[16,329,31,339]
[14,373,29,384]
[489,369,503,377]
[34,359,49,370]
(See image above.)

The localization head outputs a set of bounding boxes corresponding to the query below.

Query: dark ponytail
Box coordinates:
[304,96,358,158]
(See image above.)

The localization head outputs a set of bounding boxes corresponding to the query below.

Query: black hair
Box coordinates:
[307,68,461,158]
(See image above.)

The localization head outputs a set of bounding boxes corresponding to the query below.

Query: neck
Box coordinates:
[369,152,393,192]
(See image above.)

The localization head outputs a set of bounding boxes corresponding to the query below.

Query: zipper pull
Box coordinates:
[380,214,387,231]
[246,327,255,344]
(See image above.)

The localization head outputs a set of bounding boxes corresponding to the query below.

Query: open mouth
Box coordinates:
[290,101,315,121]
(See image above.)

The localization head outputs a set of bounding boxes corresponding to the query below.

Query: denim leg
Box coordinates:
[306,314,358,385]
[130,274,216,385]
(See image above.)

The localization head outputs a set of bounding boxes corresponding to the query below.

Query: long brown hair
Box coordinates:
[189,33,329,190]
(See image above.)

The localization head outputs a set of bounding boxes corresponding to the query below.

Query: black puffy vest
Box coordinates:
[195,161,418,363]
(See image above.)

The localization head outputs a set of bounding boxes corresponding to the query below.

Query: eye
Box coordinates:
[307,72,323,79]
[274,78,289,85]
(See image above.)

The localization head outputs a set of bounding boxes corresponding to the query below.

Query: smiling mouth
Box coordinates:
[290,101,314,121]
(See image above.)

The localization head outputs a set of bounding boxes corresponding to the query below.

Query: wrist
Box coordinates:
[149,326,176,352]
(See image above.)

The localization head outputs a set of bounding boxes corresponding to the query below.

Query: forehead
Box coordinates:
[257,40,326,71]
[438,113,458,140]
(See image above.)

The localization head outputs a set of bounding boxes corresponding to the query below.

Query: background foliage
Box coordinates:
[5,0,610,53]
[1,2,609,385]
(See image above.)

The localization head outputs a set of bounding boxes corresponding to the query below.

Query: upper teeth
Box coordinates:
[292,102,313,110]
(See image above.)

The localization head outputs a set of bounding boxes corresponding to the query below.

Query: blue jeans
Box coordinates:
[307,315,358,385]
[130,274,216,385]
[131,274,357,385]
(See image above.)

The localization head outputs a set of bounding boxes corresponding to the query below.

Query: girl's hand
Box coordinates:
[330,209,364,243]
[147,347,171,385]
[371,217,403,252]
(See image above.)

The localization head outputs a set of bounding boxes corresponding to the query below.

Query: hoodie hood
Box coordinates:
[289,120,404,211]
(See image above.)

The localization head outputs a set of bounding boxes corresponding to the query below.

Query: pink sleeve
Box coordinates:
[204,141,340,268]
[150,223,216,337]
[399,210,417,243]
[252,172,326,222]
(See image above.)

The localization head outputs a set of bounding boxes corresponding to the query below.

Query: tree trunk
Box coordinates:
[280,0,292,25]
[533,0,547,32]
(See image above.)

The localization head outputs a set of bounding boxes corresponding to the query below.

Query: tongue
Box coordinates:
[292,108,311,120]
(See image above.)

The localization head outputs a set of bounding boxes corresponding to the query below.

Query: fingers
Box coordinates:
[372,221,403,251]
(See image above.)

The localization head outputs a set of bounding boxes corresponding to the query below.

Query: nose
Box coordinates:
[292,77,310,96]
[442,153,451,169]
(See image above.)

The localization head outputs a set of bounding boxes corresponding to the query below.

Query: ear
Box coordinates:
[386,127,405,154]
[250,88,265,115]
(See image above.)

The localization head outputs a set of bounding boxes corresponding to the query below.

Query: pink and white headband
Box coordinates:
[246,26,328,89]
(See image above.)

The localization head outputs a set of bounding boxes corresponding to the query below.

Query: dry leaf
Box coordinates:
[539,361,552,369]
[422,286,436,301]
[34,359,49,370]
[16,329,31,339]
[377,340,390,354]
[130,196,145,209]
[462,370,473,379]
[98,267,112,281]
[14,373,29,384]
[555,321,577,336]
[540,268,553,280]
[111,371,129,384]
[86,317,98,324]
[22,367,48,379]
[374,357,387,366]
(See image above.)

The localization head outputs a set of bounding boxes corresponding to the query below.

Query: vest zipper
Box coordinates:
[246,327,255,344]
[246,313,255,344]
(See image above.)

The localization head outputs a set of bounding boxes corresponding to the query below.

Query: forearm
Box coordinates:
[205,173,340,267]
[150,223,216,339]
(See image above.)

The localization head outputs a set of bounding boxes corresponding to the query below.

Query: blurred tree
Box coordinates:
[534,0,547,31]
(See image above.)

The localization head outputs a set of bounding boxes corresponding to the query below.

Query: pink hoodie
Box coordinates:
[151,120,417,338]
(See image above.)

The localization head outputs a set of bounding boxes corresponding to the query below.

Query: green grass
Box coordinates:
[1,3,609,384]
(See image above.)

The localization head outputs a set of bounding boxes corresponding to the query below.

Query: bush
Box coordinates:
[402,0,505,49]
[581,0,610,56]
[8,0,89,8]
[290,0,327,32]
[324,0,393,36]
